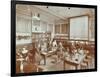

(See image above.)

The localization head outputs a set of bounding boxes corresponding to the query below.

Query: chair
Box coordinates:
[16,62,20,73]
[23,63,37,73]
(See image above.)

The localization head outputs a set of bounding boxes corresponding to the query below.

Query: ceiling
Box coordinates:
[34,5,94,20]
[16,4,95,21]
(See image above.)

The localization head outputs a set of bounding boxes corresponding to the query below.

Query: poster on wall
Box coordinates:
[11,0,97,76]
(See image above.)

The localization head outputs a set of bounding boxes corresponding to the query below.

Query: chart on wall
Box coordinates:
[70,16,88,40]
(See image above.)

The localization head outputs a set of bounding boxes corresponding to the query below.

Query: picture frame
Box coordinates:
[11,0,97,76]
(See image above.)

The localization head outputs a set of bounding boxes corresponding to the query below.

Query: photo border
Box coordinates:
[11,0,97,76]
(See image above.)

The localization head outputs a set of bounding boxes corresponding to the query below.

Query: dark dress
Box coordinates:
[28,47,37,64]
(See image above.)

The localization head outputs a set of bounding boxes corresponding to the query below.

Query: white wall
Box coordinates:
[0,0,99,77]
[16,5,56,44]
[16,15,32,45]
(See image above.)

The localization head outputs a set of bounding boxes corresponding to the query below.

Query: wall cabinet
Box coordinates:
[54,23,69,42]
[55,24,60,34]
[55,23,69,34]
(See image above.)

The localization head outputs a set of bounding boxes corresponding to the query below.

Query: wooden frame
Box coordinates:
[11,0,97,76]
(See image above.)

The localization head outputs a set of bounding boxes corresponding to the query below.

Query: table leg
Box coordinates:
[75,65,78,70]
[20,61,24,73]
[44,55,46,65]
[63,60,65,70]
[75,65,79,70]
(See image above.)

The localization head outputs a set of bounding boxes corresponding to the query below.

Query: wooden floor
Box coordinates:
[16,54,95,73]
[38,54,95,71]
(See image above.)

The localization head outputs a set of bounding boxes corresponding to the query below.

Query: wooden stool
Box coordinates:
[87,56,92,59]
[81,63,87,69]
[83,59,89,66]
[86,55,93,67]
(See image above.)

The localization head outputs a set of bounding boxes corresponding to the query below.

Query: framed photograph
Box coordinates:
[11,0,97,76]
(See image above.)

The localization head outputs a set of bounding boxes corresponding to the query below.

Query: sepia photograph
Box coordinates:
[12,1,97,76]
